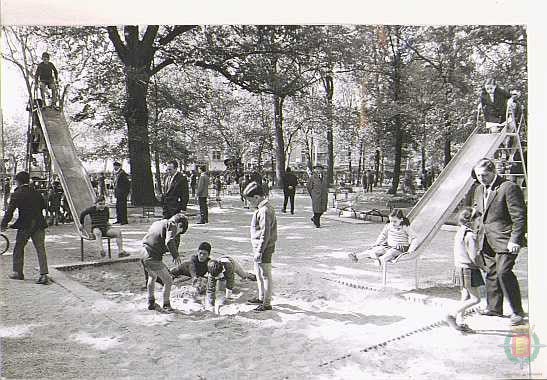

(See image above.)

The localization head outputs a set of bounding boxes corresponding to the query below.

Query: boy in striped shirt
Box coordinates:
[79,196,129,258]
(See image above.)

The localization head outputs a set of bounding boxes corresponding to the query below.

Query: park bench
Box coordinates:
[80,235,112,261]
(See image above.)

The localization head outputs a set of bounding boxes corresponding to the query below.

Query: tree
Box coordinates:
[181,25,323,187]
[105,25,196,205]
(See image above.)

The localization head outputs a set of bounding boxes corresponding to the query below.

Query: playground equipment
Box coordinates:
[382,105,527,287]
[0,233,9,255]
[27,86,96,260]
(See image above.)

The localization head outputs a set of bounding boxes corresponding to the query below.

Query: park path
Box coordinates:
[0,192,532,379]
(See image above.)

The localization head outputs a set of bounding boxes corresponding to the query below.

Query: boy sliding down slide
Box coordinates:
[205,256,257,314]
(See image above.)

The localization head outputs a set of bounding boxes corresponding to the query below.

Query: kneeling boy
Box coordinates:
[206,256,256,313]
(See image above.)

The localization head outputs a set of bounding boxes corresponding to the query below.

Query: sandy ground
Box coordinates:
[0,193,536,379]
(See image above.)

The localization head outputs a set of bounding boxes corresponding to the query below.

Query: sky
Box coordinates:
[1,0,547,374]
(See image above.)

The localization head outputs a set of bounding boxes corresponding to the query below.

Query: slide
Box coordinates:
[35,107,96,238]
[398,127,509,262]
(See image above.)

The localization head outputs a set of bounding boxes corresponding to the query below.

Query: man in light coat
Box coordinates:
[307,165,329,228]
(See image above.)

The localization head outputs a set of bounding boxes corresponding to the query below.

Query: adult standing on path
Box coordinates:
[161,160,189,219]
[366,170,374,193]
[473,158,527,326]
[190,171,197,198]
[196,165,209,224]
[307,165,329,228]
[1,171,50,284]
[282,166,298,214]
[112,161,130,225]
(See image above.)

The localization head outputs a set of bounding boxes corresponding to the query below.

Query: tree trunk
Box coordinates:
[389,116,403,195]
[124,68,156,206]
[357,139,364,180]
[443,130,452,167]
[154,149,162,195]
[273,95,286,188]
[324,74,335,186]
[347,147,352,184]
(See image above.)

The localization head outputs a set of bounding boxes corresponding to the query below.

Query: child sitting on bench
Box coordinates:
[79,196,129,258]
[348,209,416,266]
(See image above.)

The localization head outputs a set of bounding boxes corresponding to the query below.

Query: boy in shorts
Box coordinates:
[79,196,129,258]
[141,213,188,312]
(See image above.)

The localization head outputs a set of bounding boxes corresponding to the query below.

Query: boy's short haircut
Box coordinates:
[113,161,122,167]
[474,158,496,173]
[168,160,179,168]
[207,260,223,277]
[198,241,211,253]
[243,181,264,197]
[42,52,50,59]
[95,195,106,203]
[15,171,30,184]
[170,213,188,234]
[199,165,207,172]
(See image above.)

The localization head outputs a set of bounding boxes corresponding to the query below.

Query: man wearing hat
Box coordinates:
[307,165,329,228]
[243,181,277,312]
[112,161,130,225]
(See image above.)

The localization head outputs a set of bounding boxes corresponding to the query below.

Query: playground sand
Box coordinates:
[0,195,534,379]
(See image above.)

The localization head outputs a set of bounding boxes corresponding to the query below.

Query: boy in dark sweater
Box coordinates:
[141,213,188,312]
[79,196,129,258]
[35,52,59,109]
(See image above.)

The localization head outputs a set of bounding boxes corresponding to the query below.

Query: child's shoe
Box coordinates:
[162,303,174,313]
[348,253,358,263]
[246,273,257,281]
[118,251,130,258]
[99,249,106,258]
[148,299,159,311]
[247,297,262,305]
[254,304,272,312]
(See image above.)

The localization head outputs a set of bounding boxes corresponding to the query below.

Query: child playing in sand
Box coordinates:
[205,256,257,313]
[169,241,212,292]
[446,207,484,332]
[141,213,188,312]
[79,196,130,258]
[348,209,416,266]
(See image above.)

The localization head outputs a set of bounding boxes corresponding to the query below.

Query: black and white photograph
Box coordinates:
[0,1,545,378]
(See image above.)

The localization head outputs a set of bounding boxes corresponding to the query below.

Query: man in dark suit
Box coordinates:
[1,171,50,284]
[473,158,526,326]
[161,160,189,219]
[112,161,130,225]
[282,166,298,214]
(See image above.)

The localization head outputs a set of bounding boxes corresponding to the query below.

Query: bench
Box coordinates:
[142,206,156,219]
[80,236,112,261]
